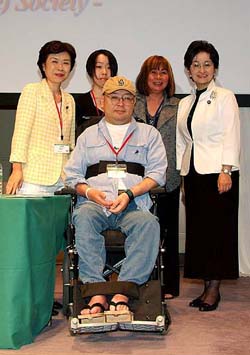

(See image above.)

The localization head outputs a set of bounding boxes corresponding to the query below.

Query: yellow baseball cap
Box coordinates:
[103,76,136,96]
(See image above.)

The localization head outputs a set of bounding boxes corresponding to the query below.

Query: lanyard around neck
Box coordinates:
[54,99,63,140]
[105,132,133,162]
[91,90,102,117]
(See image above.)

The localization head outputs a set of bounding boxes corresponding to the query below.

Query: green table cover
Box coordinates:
[0,195,71,349]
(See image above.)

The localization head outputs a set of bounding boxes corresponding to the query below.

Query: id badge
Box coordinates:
[54,144,70,154]
[107,164,127,178]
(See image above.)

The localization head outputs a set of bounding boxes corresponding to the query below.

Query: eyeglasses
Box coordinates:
[191,61,214,70]
[106,94,135,105]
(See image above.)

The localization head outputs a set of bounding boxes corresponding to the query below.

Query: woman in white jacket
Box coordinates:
[176,40,240,311]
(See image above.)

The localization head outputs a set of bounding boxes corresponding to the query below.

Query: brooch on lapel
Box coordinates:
[207,90,217,104]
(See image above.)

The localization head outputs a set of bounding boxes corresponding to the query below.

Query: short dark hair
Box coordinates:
[184,40,219,70]
[86,49,118,78]
[37,40,76,78]
[135,55,176,97]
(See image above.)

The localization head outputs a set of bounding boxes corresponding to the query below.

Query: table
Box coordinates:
[0,195,71,349]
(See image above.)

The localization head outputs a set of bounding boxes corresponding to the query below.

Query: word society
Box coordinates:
[0,0,90,16]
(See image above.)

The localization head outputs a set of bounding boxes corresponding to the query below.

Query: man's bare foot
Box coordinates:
[110,294,129,312]
[81,295,108,315]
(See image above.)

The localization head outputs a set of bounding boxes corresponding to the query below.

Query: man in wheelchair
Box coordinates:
[64,76,167,324]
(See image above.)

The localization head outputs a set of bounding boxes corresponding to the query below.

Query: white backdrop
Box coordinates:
[239,108,250,276]
[0,0,249,94]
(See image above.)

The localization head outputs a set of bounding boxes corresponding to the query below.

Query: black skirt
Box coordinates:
[183,170,239,280]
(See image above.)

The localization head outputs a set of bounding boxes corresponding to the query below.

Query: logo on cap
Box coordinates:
[118,79,125,86]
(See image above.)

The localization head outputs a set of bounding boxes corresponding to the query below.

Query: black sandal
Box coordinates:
[83,302,107,313]
[109,301,129,310]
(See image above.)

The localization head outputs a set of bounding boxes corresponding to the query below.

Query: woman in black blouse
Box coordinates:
[74,49,118,139]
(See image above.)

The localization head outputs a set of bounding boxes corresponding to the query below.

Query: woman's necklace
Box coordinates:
[146,96,164,127]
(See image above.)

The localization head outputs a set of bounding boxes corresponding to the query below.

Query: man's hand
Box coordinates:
[84,188,113,209]
[109,193,130,214]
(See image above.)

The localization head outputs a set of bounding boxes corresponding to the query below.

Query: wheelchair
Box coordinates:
[57,187,171,335]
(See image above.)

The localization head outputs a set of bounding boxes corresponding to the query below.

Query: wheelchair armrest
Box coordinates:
[150,186,166,196]
[54,186,77,207]
[54,186,77,196]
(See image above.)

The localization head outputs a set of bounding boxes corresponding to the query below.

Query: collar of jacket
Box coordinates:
[190,79,217,100]
[40,78,71,109]
[41,78,56,100]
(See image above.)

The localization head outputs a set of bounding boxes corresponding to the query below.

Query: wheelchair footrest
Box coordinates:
[69,313,166,335]
[118,315,166,333]
[77,310,133,324]
[105,310,133,323]
[70,316,118,334]
[78,313,106,323]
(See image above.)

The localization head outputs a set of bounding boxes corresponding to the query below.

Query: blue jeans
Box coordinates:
[73,201,160,285]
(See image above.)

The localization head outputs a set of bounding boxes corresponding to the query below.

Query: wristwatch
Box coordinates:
[124,189,134,201]
[221,168,232,176]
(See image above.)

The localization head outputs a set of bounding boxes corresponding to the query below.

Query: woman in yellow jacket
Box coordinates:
[6,40,76,195]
